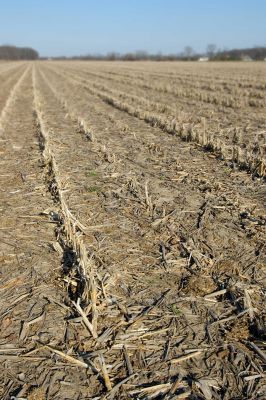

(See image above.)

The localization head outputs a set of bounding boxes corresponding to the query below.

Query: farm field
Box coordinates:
[0,60,265,399]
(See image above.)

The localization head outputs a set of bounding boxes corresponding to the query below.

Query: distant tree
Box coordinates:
[135,50,149,60]
[212,46,266,61]
[106,52,119,60]
[154,51,163,61]
[183,46,194,59]
[122,52,136,61]
[206,44,217,58]
[0,45,38,60]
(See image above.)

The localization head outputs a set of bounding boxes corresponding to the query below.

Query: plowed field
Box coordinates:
[0,61,265,399]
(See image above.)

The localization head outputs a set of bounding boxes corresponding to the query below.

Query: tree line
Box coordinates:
[0,45,39,60]
[53,45,266,61]
[212,46,266,61]
[1,44,265,61]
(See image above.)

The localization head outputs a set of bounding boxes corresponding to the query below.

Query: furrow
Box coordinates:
[0,65,30,133]
[32,66,99,338]
[0,64,89,399]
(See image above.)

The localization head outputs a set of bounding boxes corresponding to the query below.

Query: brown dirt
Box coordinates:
[0,61,265,399]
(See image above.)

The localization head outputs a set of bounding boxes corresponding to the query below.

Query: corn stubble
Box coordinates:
[0,60,265,399]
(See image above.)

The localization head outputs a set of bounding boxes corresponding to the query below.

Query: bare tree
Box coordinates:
[106,52,119,61]
[183,46,194,59]
[206,44,217,58]
[135,50,149,60]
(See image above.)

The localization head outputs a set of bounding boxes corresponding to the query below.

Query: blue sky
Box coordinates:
[0,0,265,56]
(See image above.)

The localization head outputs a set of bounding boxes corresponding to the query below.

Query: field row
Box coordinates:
[44,62,266,177]
[56,62,266,107]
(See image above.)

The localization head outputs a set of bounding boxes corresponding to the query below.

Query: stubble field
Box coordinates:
[0,60,265,399]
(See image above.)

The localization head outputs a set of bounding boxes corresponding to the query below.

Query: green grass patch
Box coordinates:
[86,185,101,193]
[168,304,183,316]
[85,169,98,177]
